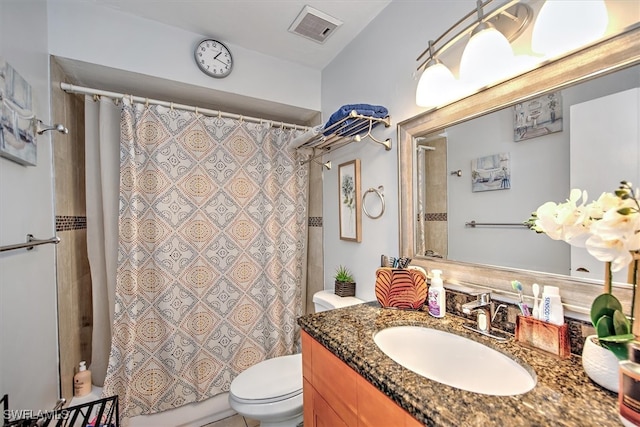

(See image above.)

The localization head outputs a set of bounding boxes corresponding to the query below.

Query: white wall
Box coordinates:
[0,0,60,412]
[321,0,475,302]
[47,0,321,113]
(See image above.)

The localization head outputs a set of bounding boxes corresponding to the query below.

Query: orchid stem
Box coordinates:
[631,254,640,337]
[604,261,612,295]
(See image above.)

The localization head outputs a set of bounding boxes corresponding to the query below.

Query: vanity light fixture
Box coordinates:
[531,0,608,58]
[415,0,613,109]
[415,0,532,109]
[415,41,459,108]
[459,0,515,90]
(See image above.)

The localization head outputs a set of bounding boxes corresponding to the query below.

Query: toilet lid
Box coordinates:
[230,353,302,404]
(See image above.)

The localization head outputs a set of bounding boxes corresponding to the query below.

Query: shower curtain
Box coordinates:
[85,96,120,386]
[101,98,308,419]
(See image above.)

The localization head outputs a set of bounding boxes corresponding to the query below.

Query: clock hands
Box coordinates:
[214,55,229,66]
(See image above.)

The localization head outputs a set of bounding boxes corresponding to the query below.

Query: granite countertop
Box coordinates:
[298,302,620,427]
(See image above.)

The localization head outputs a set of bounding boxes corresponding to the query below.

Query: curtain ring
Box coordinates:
[145,98,150,109]
[218,110,222,119]
[170,102,174,111]
[129,94,133,104]
[239,115,244,123]
[362,186,385,219]
[194,106,199,117]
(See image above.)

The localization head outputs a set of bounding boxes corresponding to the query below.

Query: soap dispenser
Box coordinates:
[74,361,92,397]
[428,269,446,318]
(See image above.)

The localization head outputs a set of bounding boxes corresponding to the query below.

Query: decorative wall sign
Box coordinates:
[471,152,511,192]
[338,159,362,242]
[0,57,37,166]
[514,91,563,142]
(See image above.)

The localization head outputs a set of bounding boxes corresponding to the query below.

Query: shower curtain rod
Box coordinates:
[60,82,309,131]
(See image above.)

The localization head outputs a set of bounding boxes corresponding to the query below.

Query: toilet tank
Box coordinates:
[313,290,363,313]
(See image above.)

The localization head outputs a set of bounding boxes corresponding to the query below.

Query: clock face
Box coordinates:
[195,39,233,78]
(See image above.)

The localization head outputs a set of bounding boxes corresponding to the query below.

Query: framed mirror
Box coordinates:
[398,26,639,314]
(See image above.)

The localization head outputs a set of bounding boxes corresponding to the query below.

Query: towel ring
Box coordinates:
[363,186,385,219]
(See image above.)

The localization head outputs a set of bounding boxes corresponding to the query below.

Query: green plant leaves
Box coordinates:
[590,293,623,328]
[613,309,631,335]
[600,341,630,360]
[591,293,634,360]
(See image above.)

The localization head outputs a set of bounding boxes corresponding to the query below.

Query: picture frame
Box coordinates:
[338,159,362,242]
[471,152,511,192]
[513,91,563,142]
[0,57,37,166]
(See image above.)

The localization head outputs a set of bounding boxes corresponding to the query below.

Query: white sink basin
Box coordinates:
[373,326,536,396]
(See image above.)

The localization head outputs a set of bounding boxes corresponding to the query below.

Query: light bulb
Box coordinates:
[459,23,515,90]
[532,0,608,58]
[415,60,460,108]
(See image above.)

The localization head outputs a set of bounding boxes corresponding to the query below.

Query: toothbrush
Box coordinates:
[511,280,530,316]
[532,283,540,319]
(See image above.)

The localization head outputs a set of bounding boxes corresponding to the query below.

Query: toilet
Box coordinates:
[228,290,363,427]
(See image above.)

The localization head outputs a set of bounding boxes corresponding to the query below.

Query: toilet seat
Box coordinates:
[230,353,302,404]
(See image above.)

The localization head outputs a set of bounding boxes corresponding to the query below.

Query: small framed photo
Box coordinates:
[338,159,362,242]
[0,58,37,166]
[513,91,563,142]
[471,152,511,192]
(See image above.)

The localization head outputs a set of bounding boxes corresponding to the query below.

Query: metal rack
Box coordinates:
[297,111,391,166]
[2,394,119,427]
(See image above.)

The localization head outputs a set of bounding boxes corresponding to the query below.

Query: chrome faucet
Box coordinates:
[461,292,508,341]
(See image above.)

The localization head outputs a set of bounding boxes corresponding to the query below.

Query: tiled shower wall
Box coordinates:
[306,161,324,315]
[423,137,447,257]
[51,57,92,402]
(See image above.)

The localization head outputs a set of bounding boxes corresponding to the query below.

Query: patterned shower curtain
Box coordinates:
[102,98,308,419]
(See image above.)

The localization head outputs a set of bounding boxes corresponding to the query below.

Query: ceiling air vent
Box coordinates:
[288,5,343,44]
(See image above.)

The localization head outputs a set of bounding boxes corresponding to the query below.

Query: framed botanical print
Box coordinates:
[338,159,362,242]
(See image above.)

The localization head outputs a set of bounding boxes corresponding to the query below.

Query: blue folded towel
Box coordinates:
[323,103,389,136]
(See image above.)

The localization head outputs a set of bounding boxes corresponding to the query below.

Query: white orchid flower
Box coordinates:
[586,233,633,272]
[534,189,592,246]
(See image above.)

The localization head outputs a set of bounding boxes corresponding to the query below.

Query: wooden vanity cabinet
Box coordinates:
[302,331,422,427]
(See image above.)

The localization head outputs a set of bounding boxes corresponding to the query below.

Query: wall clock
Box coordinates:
[194,39,233,78]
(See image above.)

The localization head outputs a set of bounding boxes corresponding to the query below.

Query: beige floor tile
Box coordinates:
[201,414,246,427]
[244,418,260,427]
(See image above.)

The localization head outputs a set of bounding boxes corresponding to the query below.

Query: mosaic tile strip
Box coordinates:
[425,212,447,221]
[308,216,323,227]
[56,215,87,231]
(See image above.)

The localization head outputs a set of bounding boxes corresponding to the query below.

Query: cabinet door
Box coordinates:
[357,375,422,427]
[313,387,349,427]
[304,378,314,427]
[311,338,358,426]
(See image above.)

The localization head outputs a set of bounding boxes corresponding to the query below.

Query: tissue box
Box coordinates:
[515,315,571,359]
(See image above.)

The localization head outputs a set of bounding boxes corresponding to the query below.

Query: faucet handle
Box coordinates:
[470,291,491,305]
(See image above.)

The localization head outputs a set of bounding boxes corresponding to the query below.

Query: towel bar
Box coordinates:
[0,234,61,253]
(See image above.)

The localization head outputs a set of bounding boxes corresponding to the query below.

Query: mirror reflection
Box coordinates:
[415,64,640,283]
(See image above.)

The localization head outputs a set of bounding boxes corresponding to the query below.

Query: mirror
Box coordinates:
[399,26,640,312]
[415,64,639,278]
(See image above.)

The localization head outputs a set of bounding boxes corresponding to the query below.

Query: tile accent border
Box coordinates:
[308,217,323,227]
[56,215,87,231]
[425,212,447,221]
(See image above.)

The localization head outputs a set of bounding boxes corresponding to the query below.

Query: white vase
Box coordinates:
[582,335,620,393]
